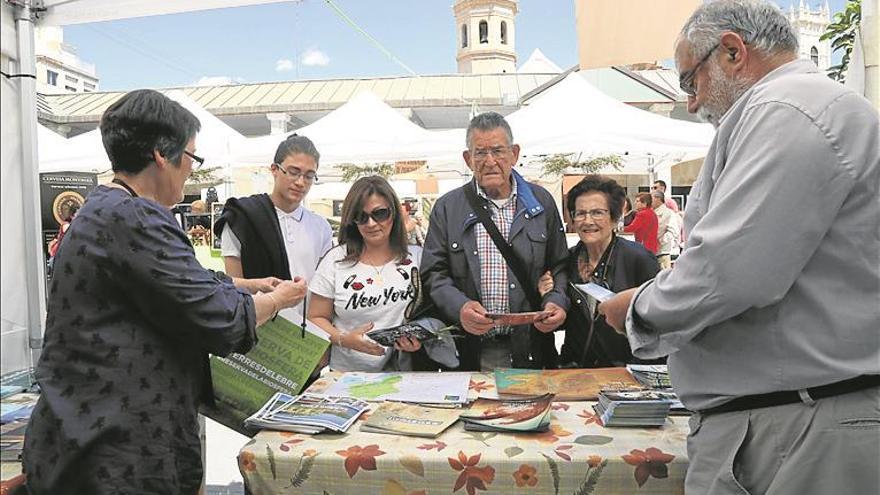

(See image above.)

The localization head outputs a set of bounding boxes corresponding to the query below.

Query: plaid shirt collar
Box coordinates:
[474,176,518,209]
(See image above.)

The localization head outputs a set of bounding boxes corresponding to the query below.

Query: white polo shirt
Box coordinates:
[221,204,333,315]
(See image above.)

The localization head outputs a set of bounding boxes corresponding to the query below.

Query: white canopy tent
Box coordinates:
[506,72,715,177]
[39,90,247,177]
[229,90,462,170]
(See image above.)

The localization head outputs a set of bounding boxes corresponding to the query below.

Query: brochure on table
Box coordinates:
[323,372,471,405]
[208,309,330,435]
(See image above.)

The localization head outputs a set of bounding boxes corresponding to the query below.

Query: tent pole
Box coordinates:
[15,0,47,370]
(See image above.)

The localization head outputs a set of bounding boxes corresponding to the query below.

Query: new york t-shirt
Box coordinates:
[310,244,423,372]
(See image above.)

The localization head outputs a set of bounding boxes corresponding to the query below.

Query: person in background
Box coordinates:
[540,175,660,368]
[308,176,422,372]
[623,193,658,254]
[420,112,569,371]
[621,196,636,227]
[651,190,677,269]
[651,179,679,212]
[22,89,306,494]
[401,200,425,247]
[601,1,879,493]
[214,134,333,314]
[47,204,79,275]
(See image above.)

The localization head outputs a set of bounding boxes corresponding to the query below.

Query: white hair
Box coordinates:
[680,0,798,59]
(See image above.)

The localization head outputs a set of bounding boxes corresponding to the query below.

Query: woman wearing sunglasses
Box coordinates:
[539,175,661,368]
[308,176,423,371]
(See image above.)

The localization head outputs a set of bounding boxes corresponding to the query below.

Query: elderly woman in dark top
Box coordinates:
[22,89,307,495]
[541,175,660,368]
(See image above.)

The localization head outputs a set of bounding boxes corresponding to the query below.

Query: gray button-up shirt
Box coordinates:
[626,59,880,411]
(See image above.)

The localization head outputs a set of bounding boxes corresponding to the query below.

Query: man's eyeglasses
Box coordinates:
[274,164,318,183]
[679,43,720,96]
[472,146,511,162]
[571,209,610,222]
[184,150,204,170]
[353,207,392,225]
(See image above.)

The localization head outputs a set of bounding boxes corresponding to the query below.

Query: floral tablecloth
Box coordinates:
[239,372,689,495]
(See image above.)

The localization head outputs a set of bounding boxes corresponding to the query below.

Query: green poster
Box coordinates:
[206,309,330,435]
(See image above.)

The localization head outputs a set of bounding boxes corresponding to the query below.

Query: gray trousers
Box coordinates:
[685,386,880,494]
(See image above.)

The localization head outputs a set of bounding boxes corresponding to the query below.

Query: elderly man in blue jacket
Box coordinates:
[420,112,569,371]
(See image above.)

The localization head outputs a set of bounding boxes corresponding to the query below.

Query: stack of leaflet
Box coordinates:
[362,402,461,438]
[626,365,672,389]
[626,365,689,414]
[459,394,554,432]
[593,389,674,427]
[245,393,369,434]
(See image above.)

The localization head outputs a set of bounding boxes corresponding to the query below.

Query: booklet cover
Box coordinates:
[361,402,461,438]
[572,282,616,303]
[323,372,471,404]
[366,321,458,347]
[459,394,553,432]
[245,392,369,434]
[495,368,641,401]
[484,311,548,326]
[207,310,330,435]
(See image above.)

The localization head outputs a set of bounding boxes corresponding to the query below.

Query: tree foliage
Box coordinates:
[338,163,395,182]
[539,153,622,178]
[820,0,861,82]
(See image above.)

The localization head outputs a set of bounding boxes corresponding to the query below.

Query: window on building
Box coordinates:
[810,46,819,66]
[47,70,58,86]
[479,20,488,44]
[461,24,468,48]
[65,74,78,83]
[64,85,77,92]
[83,82,95,91]
[501,21,508,45]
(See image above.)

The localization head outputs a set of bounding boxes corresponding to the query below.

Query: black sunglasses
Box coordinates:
[183,150,205,170]
[353,207,392,225]
[679,43,720,96]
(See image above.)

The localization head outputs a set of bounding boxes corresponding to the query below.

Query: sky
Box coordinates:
[62,0,848,91]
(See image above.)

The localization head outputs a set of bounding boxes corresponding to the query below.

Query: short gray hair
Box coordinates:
[465,111,514,150]
[680,0,798,60]
[651,190,665,202]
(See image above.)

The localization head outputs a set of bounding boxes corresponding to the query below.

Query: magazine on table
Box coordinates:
[361,402,461,438]
[245,392,369,434]
[207,309,330,435]
[458,393,554,432]
[495,368,641,401]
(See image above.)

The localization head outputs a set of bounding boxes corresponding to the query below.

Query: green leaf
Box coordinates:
[541,452,561,495]
[289,454,316,488]
[504,446,524,458]
[574,459,608,495]
[573,435,613,446]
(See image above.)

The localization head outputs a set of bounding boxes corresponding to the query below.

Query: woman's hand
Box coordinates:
[537,270,554,297]
[338,322,385,356]
[394,336,421,353]
[272,277,308,309]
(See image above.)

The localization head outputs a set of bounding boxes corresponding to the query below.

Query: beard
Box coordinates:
[697,61,752,128]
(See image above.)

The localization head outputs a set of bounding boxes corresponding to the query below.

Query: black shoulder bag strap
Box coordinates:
[464,184,543,311]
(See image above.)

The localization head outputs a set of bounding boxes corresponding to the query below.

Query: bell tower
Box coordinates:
[788,0,832,71]
[454,0,518,74]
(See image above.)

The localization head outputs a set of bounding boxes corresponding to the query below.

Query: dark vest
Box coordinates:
[213,193,291,280]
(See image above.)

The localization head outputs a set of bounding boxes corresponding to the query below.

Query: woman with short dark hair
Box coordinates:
[308,176,423,371]
[541,175,660,367]
[22,89,306,494]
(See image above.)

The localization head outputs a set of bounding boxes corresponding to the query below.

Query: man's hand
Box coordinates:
[535,302,566,333]
[459,300,495,335]
[250,276,283,294]
[598,288,638,334]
